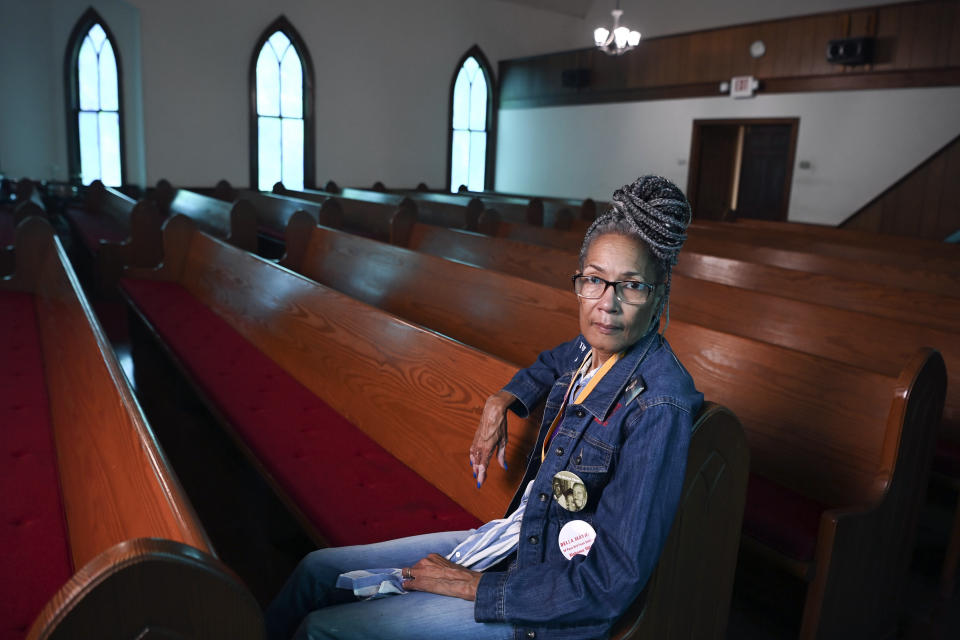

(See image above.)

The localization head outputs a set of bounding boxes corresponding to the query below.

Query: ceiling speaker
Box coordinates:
[826,37,874,65]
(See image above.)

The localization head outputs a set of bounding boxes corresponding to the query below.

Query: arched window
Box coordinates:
[65,9,123,186]
[250,17,315,191]
[448,46,495,193]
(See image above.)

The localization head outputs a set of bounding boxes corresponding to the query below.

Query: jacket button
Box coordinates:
[574,408,586,418]
[539,493,548,502]
[555,447,564,456]
[526,632,536,639]
[528,535,538,544]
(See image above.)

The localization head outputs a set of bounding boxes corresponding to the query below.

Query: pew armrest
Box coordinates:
[27,538,263,640]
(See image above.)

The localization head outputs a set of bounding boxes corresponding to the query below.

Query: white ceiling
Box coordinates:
[494,0,595,19]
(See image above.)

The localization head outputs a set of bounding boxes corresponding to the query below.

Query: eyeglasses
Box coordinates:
[572,274,657,305]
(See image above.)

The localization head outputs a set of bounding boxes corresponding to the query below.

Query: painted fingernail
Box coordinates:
[477,481,481,489]
[504,462,508,470]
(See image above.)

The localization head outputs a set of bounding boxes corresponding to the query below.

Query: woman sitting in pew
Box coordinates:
[265,176,701,640]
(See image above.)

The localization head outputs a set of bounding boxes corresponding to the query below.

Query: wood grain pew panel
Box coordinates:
[408,224,960,440]
[61,181,166,294]
[236,190,343,242]
[121,215,540,533]
[407,224,578,290]
[675,250,960,334]
[273,184,415,245]
[342,187,486,232]
[684,230,960,298]
[279,213,578,368]
[491,220,583,252]
[165,188,258,253]
[0,218,261,639]
[693,219,960,270]
[665,324,945,640]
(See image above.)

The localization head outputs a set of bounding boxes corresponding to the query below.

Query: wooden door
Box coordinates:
[688,119,798,221]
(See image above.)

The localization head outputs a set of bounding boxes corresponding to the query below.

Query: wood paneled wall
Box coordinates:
[842,133,960,241]
[500,0,960,108]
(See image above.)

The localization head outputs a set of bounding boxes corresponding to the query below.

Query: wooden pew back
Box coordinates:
[345,187,485,232]
[2,219,262,638]
[274,185,415,245]
[156,217,539,521]
[4,218,211,566]
[692,219,960,271]
[167,189,258,253]
[405,225,960,441]
[236,190,343,238]
[613,402,748,640]
[684,230,960,298]
[280,214,578,367]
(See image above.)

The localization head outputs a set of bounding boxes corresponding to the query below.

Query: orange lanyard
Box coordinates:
[541,351,623,462]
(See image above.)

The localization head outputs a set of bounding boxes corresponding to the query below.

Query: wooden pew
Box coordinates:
[694,218,960,265]
[0,217,261,639]
[373,182,544,228]
[60,180,165,294]
[273,184,415,245]
[612,402,748,640]
[125,214,749,638]
[121,215,534,534]
[160,185,259,253]
[398,221,948,636]
[684,228,959,298]
[691,220,960,276]
[234,190,343,258]
[279,213,577,367]
[341,187,488,233]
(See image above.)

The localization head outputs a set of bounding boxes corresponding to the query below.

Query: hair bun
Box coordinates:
[607,176,691,267]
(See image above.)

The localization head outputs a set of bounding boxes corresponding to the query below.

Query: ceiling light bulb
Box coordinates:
[594,27,609,47]
[614,26,629,48]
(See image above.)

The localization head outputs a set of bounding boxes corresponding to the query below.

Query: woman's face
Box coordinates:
[578,233,662,362]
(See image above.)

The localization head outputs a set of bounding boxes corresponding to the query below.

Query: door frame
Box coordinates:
[687,117,800,221]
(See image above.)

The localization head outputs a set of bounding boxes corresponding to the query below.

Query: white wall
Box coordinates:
[0,0,146,184]
[495,86,960,224]
[129,0,584,188]
[0,0,56,180]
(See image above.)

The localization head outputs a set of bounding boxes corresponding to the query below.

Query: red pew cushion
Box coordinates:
[63,205,128,251]
[120,278,482,546]
[742,473,826,564]
[0,291,73,640]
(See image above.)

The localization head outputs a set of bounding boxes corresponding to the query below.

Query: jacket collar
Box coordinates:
[575,329,659,421]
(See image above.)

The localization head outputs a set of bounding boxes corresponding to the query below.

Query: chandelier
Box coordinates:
[593,0,641,56]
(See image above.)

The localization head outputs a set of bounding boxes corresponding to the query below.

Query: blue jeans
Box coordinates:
[264,530,515,640]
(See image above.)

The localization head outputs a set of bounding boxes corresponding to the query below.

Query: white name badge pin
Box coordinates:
[551,470,587,512]
[558,520,597,559]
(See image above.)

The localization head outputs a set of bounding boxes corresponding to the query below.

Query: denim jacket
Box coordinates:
[474,330,703,640]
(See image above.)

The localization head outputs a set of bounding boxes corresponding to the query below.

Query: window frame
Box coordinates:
[248,16,316,191]
[64,7,125,187]
[446,45,497,193]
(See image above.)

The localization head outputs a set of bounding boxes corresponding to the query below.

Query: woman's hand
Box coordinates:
[403,554,482,601]
[470,390,516,487]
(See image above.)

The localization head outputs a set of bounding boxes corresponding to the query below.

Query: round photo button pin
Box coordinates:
[551,470,587,512]
[558,520,597,559]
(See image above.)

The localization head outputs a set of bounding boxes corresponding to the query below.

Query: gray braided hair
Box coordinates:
[579,175,693,332]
